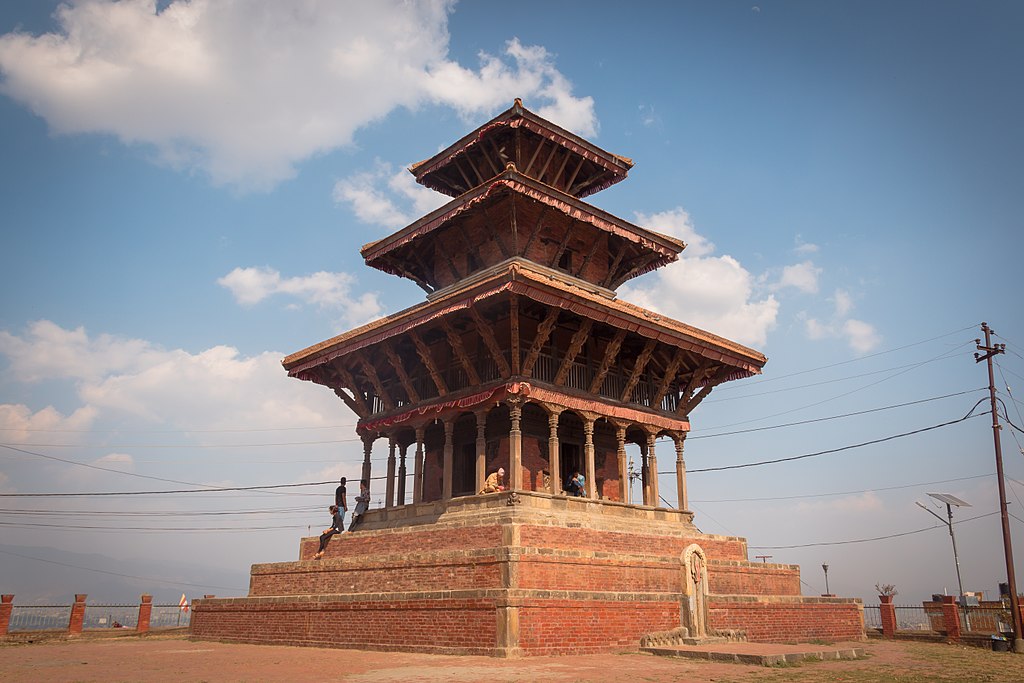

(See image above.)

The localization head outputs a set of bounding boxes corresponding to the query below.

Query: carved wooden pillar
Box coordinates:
[547,408,562,495]
[616,425,627,503]
[508,397,523,490]
[674,432,688,511]
[583,417,596,498]
[647,431,660,507]
[397,441,408,505]
[360,433,374,485]
[413,426,425,504]
[442,419,455,500]
[475,411,487,493]
[385,436,397,508]
[641,439,650,506]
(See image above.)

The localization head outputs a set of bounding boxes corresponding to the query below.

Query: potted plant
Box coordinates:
[876,583,898,604]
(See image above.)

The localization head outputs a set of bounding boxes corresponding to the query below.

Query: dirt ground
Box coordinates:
[2,636,1024,682]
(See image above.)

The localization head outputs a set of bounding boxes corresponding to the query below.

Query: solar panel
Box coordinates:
[927,493,971,507]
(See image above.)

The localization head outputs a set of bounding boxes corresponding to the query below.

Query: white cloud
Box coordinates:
[333,161,447,230]
[217,266,382,327]
[0,403,98,443]
[620,209,778,347]
[635,208,715,257]
[833,289,854,317]
[0,2,595,190]
[802,289,882,354]
[776,260,822,294]
[843,319,882,355]
[0,321,349,435]
[0,320,167,383]
[95,453,135,471]
[794,235,819,254]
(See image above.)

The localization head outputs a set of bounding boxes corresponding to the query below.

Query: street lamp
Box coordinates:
[917,493,971,628]
[822,563,830,596]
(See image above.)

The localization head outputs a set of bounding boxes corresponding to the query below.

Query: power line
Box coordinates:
[0,521,307,532]
[690,389,983,440]
[1,438,361,449]
[684,399,988,474]
[706,355,966,405]
[0,424,358,434]
[712,324,979,392]
[689,473,994,504]
[0,506,319,517]
[749,510,1000,550]
[0,480,335,497]
[0,548,246,592]
[699,342,974,431]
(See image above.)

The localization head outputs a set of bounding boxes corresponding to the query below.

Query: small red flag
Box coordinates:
[179,593,189,613]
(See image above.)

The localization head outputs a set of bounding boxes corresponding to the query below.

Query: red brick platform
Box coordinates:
[190,491,863,656]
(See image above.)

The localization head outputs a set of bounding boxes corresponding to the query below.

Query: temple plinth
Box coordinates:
[191,99,864,655]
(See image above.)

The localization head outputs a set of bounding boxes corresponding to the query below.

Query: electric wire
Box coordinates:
[689,389,982,440]
[689,473,994,504]
[749,510,1000,549]
[685,399,988,474]
[0,548,246,592]
[712,324,978,391]
[698,342,974,431]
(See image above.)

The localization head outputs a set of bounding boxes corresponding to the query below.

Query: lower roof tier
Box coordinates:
[282,259,767,425]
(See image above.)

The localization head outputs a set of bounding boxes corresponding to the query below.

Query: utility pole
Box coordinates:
[976,322,1022,652]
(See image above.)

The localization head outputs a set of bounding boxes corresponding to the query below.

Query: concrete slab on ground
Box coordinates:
[641,640,865,665]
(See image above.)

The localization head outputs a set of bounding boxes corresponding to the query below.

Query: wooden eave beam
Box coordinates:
[610,250,664,290]
[600,243,629,288]
[462,154,486,186]
[455,220,482,272]
[355,351,395,412]
[521,306,560,378]
[383,341,420,404]
[481,202,511,259]
[536,142,560,184]
[620,339,656,403]
[384,251,434,294]
[523,138,546,177]
[333,363,371,417]
[676,359,713,413]
[480,138,502,177]
[549,227,574,270]
[553,319,594,386]
[589,328,627,394]
[411,330,448,396]
[438,230,464,282]
[469,306,511,378]
[678,368,730,417]
[453,157,476,191]
[575,228,602,279]
[441,318,481,386]
[564,156,586,195]
[650,348,686,410]
[522,206,548,255]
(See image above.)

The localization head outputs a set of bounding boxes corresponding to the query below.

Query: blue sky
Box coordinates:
[1,0,1023,607]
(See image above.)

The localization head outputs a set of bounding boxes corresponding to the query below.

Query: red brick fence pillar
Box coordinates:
[137,594,153,633]
[940,595,962,642]
[68,594,87,635]
[0,594,13,634]
[879,595,896,637]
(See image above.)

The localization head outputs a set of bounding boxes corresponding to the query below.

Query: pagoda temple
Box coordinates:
[191,100,864,656]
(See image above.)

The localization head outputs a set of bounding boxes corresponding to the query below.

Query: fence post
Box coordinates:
[879,595,896,637]
[941,595,962,642]
[0,595,13,635]
[68,594,87,635]
[137,594,153,633]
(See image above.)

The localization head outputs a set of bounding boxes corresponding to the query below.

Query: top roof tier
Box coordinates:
[410,98,633,199]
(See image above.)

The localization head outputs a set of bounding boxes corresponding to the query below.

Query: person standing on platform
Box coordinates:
[313,505,344,559]
[348,479,370,531]
[569,470,586,497]
[479,467,505,494]
[335,477,348,529]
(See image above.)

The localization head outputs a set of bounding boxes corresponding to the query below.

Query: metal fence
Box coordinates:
[863,605,881,629]
[83,604,139,630]
[893,605,932,631]
[151,604,191,628]
[8,605,72,632]
[960,605,1011,635]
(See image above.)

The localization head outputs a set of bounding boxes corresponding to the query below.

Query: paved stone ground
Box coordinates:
[3,635,1024,682]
